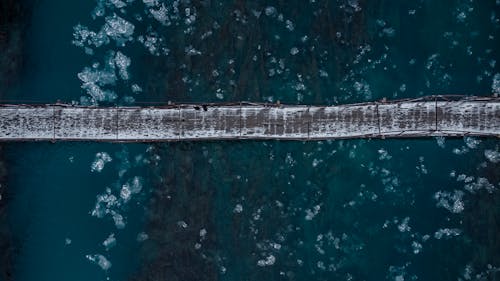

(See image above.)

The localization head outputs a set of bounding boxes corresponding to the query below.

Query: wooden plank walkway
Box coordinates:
[0,96,498,142]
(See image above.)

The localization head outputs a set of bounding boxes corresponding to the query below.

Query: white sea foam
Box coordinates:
[199,228,207,239]
[114,51,131,80]
[137,232,149,242]
[91,192,119,218]
[493,73,500,95]
[463,177,496,193]
[185,45,201,56]
[434,228,461,239]
[484,149,500,163]
[388,264,412,281]
[92,2,106,18]
[452,146,469,155]
[130,176,143,193]
[464,137,480,149]
[110,0,127,9]
[378,148,392,160]
[111,211,126,229]
[233,204,243,213]
[142,0,158,7]
[131,84,143,93]
[426,53,440,70]
[319,69,329,78]
[305,205,321,220]
[149,4,169,25]
[91,152,113,172]
[397,217,411,232]
[138,33,169,56]
[257,254,276,266]
[103,14,135,46]
[411,241,422,254]
[435,136,446,148]
[353,80,372,99]
[120,177,142,201]
[72,25,109,49]
[73,14,134,49]
[78,56,118,103]
[265,6,277,17]
[86,254,112,270]
[77,64,115,87]
[79,81,117,104]
[120,184,132,201]
[348,0,361,11]
[90,148,148,230]
[312,158,322,167]
[434,190,465,213]
[434,228,462,237]
[103,233,117,250]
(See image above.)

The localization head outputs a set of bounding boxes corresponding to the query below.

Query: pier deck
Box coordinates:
[0,97,498,142]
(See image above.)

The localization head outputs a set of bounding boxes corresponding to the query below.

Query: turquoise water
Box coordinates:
[0,0,499,281]
[5,143,152,281]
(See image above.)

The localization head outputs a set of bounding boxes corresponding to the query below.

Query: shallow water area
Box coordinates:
[4,142,152,281]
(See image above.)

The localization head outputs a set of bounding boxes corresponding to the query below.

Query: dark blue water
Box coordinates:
[0,0,499,280]
[5,143,152,281]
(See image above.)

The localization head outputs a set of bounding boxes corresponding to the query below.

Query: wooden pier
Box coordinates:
[0,96,498,142]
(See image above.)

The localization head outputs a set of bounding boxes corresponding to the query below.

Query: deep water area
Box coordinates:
[0,0,499,281]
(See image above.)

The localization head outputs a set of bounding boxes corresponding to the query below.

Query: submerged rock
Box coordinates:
[130,144,217,281]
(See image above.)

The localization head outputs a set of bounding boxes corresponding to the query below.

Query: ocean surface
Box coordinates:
[0,0,499,280]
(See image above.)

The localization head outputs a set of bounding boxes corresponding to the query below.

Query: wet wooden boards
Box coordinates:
[0,99,498,142]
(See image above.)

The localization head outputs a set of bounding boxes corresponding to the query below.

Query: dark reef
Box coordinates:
[131,143,218,281]
[138,0,368,104]
[131,1,370,279]
[462,144,500,277]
